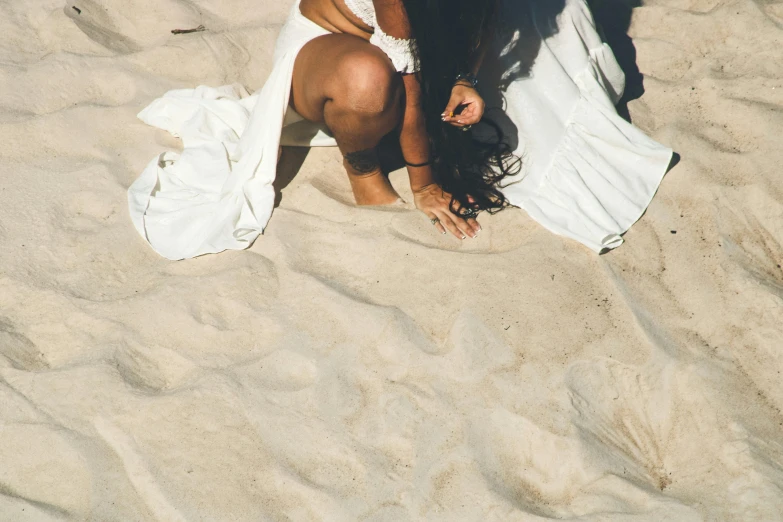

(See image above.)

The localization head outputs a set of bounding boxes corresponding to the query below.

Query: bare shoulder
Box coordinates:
[300,0,374,36]
[372,0,411,38]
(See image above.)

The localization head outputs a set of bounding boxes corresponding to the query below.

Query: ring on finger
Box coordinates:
[430,217,440,225]
[461,124,473,132]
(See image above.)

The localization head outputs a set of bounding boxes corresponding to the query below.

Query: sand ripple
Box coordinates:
[1,0,782,519]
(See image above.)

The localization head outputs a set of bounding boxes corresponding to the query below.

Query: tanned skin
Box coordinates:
[291,0,487,239]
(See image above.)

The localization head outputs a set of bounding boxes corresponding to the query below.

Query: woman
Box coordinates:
[129,0,673,260]
[292,0,511,241]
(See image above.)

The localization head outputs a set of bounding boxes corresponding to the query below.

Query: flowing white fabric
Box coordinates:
[129,0,673,259]
[128,3,333,260]
[485,0,673,252]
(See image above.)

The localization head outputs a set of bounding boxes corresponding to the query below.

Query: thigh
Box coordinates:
[290,33,387,123]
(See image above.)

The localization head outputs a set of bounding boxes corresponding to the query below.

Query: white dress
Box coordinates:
[128,0,672,260]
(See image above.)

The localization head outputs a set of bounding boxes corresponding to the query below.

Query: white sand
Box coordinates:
[1,0,782,519]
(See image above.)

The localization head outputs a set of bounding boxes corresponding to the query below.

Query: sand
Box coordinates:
[1,0,782,519]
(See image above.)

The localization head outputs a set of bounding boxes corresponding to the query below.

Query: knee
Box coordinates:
[338,49,402,117]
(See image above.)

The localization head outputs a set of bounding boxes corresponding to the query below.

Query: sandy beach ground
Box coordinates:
[1,0,783,520]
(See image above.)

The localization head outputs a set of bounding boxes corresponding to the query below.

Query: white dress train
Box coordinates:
[128,0,672,260]
[484,0,673,252]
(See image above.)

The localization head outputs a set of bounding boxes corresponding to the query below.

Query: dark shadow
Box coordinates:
[589,2,683,182]
[478,0,655,148]
[477,0,568,154]
[276,129,402,206]
[588,0,644,122]
[492,0,568,90]
[377,130,406,175]
[273,146,310,207]
[667,151,681,172]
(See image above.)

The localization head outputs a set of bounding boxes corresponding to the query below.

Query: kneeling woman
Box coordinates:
[293,0,512,241]
[130,0,673,260]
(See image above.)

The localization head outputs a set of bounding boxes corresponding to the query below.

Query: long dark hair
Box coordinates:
[399,0,521,216]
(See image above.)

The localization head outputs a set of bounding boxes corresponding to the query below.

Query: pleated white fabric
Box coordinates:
[486,0,673,252]
[129,0,672,259]
[128,3,333,260]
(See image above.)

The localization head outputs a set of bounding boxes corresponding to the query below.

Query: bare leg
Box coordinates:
[291,34,402,205]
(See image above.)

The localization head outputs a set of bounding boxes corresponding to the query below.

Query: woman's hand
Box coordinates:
[441,84,485,128]
[413,184,481,240]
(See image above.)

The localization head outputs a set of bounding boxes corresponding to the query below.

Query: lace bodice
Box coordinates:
[344,0,374,26]
[343,0,418,73]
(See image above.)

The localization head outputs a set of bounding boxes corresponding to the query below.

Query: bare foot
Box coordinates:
[344,161,401,206]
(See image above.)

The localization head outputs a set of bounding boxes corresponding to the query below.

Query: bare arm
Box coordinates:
[441,1,498,127]
[373,1,434,191]
[374,0,480,239]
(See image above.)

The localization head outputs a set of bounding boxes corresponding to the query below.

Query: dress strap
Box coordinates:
[370,26,419,74]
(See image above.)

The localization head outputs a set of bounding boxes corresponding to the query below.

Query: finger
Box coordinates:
[435,220,447,235]
[448,213,478,239]
[426,212,447,235]
[455,100,483,124]
[436,210,466,240]
[451,120,478,130]
[450,115,473,128]
[463,197,482,233]
[444,115,465,125]
[446,200,479,237]
[447,104,471,122]
[457,106,481,126]
[441,207,477,239]
[447,196,481,234]
[441,96,463,121]
[450,111,482,127]
[454,116,479,126]
[460,104,476,119]
[441,99,473,122]
[473,103,485,123]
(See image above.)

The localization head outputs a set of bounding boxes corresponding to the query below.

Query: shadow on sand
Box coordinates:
[588,0,645,122]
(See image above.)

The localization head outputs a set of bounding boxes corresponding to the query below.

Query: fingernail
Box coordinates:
[461,235,467,240]
[442,231,447,235]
